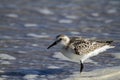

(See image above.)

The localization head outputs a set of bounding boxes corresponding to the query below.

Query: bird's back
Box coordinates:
[67,37,113,55]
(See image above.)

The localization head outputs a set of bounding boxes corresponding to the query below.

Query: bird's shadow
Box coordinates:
[0,68,72,77]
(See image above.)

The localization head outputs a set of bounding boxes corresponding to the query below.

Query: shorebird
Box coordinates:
[47,34,115,73]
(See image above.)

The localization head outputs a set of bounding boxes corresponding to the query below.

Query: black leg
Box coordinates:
[80,60,84,73]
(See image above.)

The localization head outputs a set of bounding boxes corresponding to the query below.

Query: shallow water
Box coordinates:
[0,0,120,80]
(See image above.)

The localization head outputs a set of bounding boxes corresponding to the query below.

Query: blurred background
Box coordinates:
[0,0,120,80]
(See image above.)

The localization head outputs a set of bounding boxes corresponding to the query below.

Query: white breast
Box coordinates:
[60,45,114,63]
[61,48,82,63]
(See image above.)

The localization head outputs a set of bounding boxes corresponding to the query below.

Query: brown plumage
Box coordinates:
[67,37,113,55]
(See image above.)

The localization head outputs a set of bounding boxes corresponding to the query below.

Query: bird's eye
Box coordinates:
[59,38,62,40]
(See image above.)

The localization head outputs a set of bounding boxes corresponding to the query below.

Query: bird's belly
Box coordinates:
[60,45,113,63]
[61,49,81,63]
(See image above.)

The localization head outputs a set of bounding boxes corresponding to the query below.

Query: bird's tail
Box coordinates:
[106,41,113,44]
[106,41,115,48]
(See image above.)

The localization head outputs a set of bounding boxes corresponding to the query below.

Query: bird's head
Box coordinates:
[47,34,70,49]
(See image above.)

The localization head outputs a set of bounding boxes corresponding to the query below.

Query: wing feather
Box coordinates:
[68,37,113,55]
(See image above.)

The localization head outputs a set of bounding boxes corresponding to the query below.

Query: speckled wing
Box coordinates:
[68,37,113,55]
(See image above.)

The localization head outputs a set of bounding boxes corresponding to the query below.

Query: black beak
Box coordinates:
[47,39,61,49]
